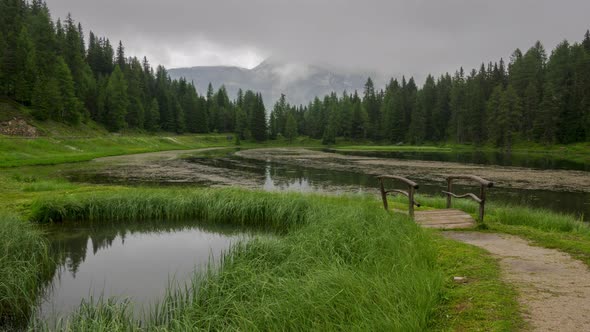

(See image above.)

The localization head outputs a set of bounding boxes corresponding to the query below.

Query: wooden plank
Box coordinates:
[412,208,476,229]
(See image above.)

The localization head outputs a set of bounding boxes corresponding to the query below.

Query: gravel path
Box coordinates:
[443,232,590,331]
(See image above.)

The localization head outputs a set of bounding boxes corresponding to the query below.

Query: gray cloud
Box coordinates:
[47,0,590,81]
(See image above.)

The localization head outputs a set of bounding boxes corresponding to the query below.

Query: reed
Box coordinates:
[30,189,312,232]
[0,213,53,327]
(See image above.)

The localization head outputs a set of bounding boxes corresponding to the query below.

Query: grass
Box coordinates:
[430,235,524,331]
[28,189,444,330]
[29,189,312,232]
[0,134,233,167]
[0,213,53,327]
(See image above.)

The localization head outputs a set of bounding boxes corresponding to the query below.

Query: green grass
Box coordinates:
[23,188,525,331]
[0,134,233,167]
[28,189,443,330]
[0,213,53,327]
[29,189,311,232]
[430,235,524,331]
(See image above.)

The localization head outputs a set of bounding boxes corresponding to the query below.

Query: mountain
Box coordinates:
[168,59,378,108]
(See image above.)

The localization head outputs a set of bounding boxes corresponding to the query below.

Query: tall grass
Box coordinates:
[0,213,53,327]
[28,189,443,331]
[30,189,311,232]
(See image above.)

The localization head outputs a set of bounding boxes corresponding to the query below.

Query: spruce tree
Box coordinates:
[534,82,559,143]
[55,56,82,124]
[408,92,426,144]
[31,77,61,121]
[116,41,126,69]
[583,30,590,52]
[14,26,36,104]
[144,98,160,132]
[285,112,298,143]
[104,66,129,131]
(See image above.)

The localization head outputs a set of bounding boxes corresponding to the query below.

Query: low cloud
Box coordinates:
[48,0,590,81]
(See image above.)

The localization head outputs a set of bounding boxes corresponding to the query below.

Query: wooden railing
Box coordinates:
[442,175,494,223]
[377,175,420,218]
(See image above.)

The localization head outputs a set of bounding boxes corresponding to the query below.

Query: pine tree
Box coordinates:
[31,77,61,121]
[14,26,36,104]
[363,77,380,140]
[486,85,504,146]
[534,82,559,143]
[55,56,83,124]
[522,82,540,139]
[350,91,367,139]
[249,92,267,141]
[285,112,298,143]
[144,98,160,132]
[116,41,126,69]
[498,85,522,151]
[583,30,590,53]
[235,105,248,139]
[408,92,426,144]
[104,66,129,131]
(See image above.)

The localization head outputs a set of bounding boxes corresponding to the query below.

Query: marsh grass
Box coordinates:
[30,189,311,233]
[28,189,444,331]
[0,213,53,327]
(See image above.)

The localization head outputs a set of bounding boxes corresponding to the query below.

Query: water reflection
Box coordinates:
[326,149,590,172]
[191,157,589,221]
[39,221,247,320]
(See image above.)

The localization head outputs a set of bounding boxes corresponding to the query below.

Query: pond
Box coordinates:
[186,156,590,220]
[65,147,589,221]
[37,221,248,321]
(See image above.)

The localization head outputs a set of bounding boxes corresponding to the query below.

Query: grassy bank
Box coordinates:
[0,134,233,167]
[0,213,53,327]
[29,189,439,330]
[20,188,519,331]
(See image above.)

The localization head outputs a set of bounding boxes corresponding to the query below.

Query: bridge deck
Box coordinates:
[414,209,476,229]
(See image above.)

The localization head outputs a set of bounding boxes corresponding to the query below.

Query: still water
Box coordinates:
[325,149,590,171]
[38,222,247,320]
[188,155,589,220]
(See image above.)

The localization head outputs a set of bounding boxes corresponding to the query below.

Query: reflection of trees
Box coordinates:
[45,221,245,281]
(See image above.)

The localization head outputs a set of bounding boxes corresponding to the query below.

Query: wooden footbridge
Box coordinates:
[377,175,494,229]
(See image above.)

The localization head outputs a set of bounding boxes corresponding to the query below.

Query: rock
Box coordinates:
[0,117,39,137]
[453,276,467,283]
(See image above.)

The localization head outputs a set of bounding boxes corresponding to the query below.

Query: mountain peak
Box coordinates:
[168,62,373,107]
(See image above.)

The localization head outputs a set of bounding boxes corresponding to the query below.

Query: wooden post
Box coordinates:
[479,184,486,223]
[446,179,453,208]
[379,178,389,211]
[408,185,415,219]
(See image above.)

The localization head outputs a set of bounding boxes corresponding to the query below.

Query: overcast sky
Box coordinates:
[46,0,590,81]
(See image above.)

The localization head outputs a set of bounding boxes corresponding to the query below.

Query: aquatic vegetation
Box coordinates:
[0,213,53,327]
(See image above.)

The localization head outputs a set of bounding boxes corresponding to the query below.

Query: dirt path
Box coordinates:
[443,232,590,331]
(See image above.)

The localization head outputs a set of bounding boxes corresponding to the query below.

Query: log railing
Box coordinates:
[377,175,420,218]
[443,175,494,223]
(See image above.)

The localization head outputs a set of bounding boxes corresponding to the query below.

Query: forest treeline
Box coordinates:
[271,32,590,147]
[1,0,589,147]
[0,0,268,139]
